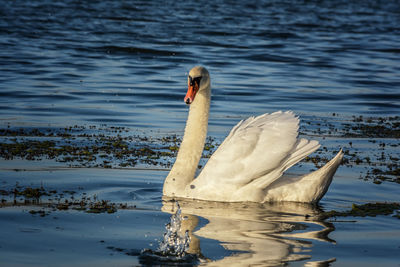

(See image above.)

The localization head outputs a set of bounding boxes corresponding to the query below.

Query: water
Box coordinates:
[1,0,399,130]
[1,0,400,266]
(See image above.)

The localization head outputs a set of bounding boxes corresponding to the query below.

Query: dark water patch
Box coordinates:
[90,118,139,125]
[20,94,79,101]
[126,92,183,102]
[97,46,183,57]
[147,78,178,85]
[253,31,299,39]
[223,90,262,97]
[196,30,239,37]
[19,228,42,233]
[373,48,400,54]
[204,60,235,68]
[286,93,346,101]
[355,102,400,109]
[57,107,130,117]
[241,53,301,63]
[356,93,400,101]
[353,79,400,87]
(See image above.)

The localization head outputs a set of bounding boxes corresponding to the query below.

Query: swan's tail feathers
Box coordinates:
[263,149,344,203]
[251,138,320,189]
[305,148,344,203]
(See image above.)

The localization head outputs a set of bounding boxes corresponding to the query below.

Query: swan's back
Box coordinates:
[187,111,320,202]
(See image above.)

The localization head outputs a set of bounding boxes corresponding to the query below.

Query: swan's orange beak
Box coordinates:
[184,81,199,105]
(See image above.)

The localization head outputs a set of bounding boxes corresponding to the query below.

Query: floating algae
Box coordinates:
[0,185,129,215]
[0,126,218,169]
[320,202,400,221]
[1,115,399,185]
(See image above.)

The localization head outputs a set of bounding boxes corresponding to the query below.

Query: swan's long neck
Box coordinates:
[163,87,210,197]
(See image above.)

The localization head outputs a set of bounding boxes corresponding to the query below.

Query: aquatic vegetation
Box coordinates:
[300,115,400,184]
[28,209,50,217]
[0,185,129,215]
[348,116,400,138]
[0,115,399,185]
[86,200,117,214]
[320,202,400,220]
[0,126,218,169]
[14,186,49,198]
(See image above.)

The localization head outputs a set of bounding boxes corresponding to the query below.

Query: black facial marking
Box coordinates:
[189,75,202,87]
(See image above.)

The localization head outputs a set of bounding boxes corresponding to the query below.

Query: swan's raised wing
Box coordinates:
[192,111,319,193]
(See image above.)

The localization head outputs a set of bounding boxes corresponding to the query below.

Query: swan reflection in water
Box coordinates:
[161,198,336,266]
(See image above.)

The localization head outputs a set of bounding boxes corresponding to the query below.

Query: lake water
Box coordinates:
[1,0,400,266]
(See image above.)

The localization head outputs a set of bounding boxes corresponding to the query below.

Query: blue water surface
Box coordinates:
[0,0,399,131]
[1,1,400,266]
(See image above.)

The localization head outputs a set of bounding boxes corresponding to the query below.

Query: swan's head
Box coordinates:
[184,66,210,105]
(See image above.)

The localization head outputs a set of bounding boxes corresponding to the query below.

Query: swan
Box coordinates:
[163,66,343,203]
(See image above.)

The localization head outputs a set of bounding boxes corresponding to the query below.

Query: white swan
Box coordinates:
[163,66,343,203]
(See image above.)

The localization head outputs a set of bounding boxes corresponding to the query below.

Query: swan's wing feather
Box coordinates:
[196,111,302,188]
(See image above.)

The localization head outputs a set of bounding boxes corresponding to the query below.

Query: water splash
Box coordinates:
[158,202,191,257]
[140,201,199,265]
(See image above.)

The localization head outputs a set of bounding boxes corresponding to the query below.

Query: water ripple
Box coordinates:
[0,0,399,128]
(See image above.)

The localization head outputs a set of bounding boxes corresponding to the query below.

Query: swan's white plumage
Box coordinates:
[163,66,343,203]
[187,111,322,202]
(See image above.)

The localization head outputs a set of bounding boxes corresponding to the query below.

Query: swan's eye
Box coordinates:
[189,76,202,87]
